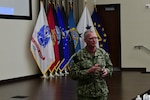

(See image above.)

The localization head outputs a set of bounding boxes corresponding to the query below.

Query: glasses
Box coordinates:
[88,37,98,40]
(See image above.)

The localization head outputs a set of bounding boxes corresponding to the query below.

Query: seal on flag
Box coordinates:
[37,25,50,48]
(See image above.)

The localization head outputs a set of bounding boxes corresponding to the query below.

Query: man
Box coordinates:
[69,30,113,100]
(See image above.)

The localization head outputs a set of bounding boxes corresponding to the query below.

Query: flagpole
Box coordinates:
[69,0,73,8]
[48,0,51,4]
[93,0,97,12]
[84,0,87,6]
[69,0,73,4]
[40,0,44,4]
[56,0,60,6]
[94,0,96,5]
[39,0,46,78]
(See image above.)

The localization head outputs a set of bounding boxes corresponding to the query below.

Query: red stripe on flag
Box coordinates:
[32,38,45,60]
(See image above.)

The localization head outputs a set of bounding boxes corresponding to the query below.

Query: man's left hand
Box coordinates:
[102,68,108,77]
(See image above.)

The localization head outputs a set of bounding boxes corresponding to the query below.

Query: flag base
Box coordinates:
[49,73,55,78]
[41,74,49,79]
[65,71,69,75]
[64,68,69,75]
[55,72,60,76]
[59,72,64,76]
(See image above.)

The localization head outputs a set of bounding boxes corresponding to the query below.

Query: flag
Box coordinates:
[61,5,75,60]
[61,5,69,31]
[52,4,62,62]
[30,1,55,75]
[56,5,70,71]
[77,6,98,49]
[68,3,81,52]
[47,3,60,73]
[91,8,109,52]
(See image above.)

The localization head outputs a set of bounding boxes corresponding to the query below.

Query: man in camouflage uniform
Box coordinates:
[69,30,113,100]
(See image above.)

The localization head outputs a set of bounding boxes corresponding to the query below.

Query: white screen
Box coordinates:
[0,0,30,16]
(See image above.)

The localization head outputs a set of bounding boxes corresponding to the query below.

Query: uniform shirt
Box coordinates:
[69,47,113,97]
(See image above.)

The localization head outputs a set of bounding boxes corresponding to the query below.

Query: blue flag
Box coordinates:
[91,8,109,53]
[61,5,75,59]
[56,5,70,71]
[68,4,81,53]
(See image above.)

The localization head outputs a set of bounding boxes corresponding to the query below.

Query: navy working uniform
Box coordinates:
[69,47,113,100]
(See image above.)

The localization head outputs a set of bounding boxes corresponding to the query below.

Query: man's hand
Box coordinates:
[87,64,101,74]
[101,68,108,77]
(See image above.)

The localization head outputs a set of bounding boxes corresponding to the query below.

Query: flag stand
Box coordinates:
[64,67,69,75]
[55,71,60,76]
[49,73,55,78]
[41,74,49,79]
[59,71,64,76]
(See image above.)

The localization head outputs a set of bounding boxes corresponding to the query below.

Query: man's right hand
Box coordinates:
[87,64,101,74]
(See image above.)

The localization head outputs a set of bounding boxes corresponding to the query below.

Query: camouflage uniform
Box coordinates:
[69,48,113,100]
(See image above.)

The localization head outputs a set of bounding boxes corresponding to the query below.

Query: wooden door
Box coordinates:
[96,4,121,69]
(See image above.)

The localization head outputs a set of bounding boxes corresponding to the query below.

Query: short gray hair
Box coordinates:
[84,30,94,39]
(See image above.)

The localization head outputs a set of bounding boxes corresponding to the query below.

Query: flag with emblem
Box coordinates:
[30,1,55,75]
[68,3,81,52]
[52,4,62,64]
[91,7,109,52]
[47,3,60,73]
[56,5,70,71]
[77,5,99,49]
[61,5,75,60]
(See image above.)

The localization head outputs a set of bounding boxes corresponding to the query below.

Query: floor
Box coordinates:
[0,71,150,100]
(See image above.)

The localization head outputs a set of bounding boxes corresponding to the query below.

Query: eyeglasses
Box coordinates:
[88,37,98,40]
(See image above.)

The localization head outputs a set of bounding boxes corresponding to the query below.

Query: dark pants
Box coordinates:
[78,95,107,100]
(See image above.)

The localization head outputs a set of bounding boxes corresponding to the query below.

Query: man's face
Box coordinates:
[84,32,98,47]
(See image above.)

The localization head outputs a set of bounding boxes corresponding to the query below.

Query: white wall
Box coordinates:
[0,1,40,81]
[86,0,150,71]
